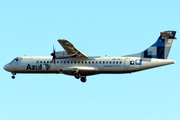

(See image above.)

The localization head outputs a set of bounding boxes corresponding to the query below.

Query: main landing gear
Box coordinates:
[80,76,87,83]
[11,72,16,79]
[75,73,81,79]
[74,73,87,83]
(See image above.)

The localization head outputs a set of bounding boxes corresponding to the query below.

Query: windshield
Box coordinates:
[12,58,19,62]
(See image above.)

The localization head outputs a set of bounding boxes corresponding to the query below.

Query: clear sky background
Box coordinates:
[0,0,180,120]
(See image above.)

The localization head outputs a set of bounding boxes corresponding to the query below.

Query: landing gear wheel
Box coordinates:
[75,73,81,79]
[80,77,87,83]
[11,72,16,79]
[12,76,15,79]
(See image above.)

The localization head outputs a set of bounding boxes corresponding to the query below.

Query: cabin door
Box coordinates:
[124,58,130,70]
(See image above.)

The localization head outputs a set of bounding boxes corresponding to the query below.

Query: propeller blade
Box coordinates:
[50,45,56,65]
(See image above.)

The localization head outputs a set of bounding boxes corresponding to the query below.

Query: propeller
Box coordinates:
[50,45,56,65]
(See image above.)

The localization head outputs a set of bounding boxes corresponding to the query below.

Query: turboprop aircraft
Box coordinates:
[3,31,177,83]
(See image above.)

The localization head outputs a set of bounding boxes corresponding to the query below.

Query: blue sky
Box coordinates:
[1,0,180,120]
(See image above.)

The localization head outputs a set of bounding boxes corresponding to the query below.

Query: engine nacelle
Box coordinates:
[55,51,76,59]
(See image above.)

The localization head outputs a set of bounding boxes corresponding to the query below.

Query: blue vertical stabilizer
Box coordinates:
[125,31,177,59]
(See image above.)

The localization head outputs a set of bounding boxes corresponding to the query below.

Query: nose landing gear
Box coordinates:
[12,76,15,79]
[11,72,16,79]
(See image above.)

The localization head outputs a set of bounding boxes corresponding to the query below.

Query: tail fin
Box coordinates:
[125,31,177,59]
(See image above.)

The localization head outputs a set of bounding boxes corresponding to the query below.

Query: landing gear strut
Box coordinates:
[11,72,16,79]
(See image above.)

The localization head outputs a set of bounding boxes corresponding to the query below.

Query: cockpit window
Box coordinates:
[12,58,19,62]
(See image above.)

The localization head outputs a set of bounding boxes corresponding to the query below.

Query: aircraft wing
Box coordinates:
[58,39,88,59]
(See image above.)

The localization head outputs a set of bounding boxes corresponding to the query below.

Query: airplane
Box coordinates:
[3,31,177,83]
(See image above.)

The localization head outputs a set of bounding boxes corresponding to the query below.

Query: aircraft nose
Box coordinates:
[3,65,7,70]
[3,64,9,71]
[3,63,13,72]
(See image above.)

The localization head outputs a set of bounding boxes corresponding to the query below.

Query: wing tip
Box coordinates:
[58,39,69,42]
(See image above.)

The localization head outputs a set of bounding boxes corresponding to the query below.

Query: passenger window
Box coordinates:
[120,61,122,64]
[92,61,94,64]
[71,61,73,64]
[113,61,115,64]
[61,61,63,64]
[103,61,105,64]
[85,61,87,64]
[64,61,66,64]
[37,61,39,63]
[116,61,118,64]
[74,61,76,64]
[96,61,98,64]
[67,61,69,64]
[57,61,59,64]
[99,61,101,64]
[47,61,49,63]
[40,61,42,63]
[44,61,46,63]
[109,61,111,64]
[81,61,83,64]
[106,61,108,64]
[89,61,91,64]
[78,61,80,64]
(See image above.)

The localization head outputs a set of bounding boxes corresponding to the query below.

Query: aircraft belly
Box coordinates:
[14,70,59,74]
[63,71,100,76]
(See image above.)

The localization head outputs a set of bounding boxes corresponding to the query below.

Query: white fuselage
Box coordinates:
[3,31,177,82]
[3,56,175,76]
